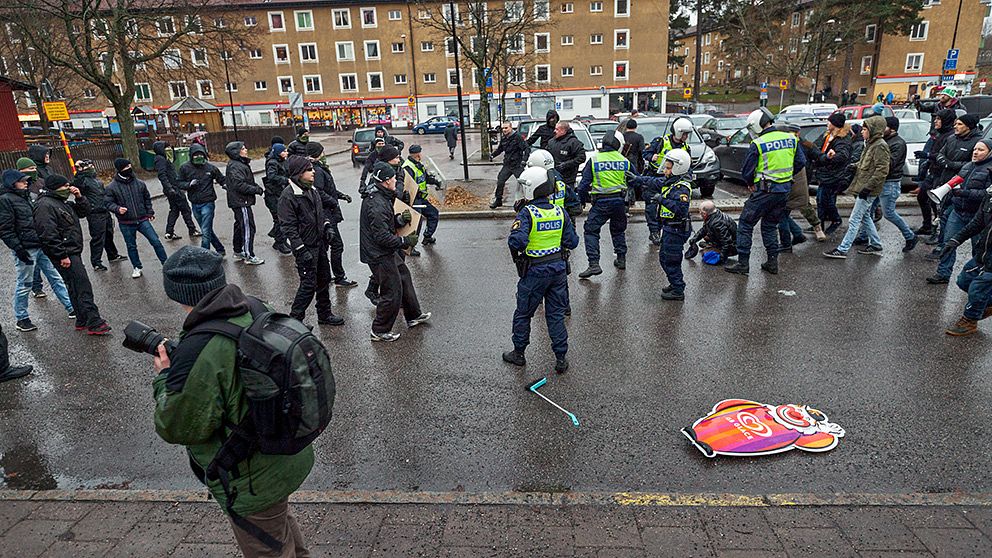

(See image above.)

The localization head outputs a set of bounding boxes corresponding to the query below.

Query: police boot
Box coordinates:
[555,356,569,374]
[724,258,749,275]
[614,253,626,270]
[760,257,779,275]
[649,232,662,246]
[578,263,603,278]
[502,348,526,366]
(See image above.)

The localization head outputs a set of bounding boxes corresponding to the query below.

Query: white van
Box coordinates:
[779,103,838,117]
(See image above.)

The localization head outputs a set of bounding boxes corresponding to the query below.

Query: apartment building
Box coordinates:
[12,0,669,129]
[668,27,739,90]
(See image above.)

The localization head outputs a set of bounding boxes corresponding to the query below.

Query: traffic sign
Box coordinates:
[43,101,69,122]
[407,95,416,108]
[760,91,769,100]
[944,58,958,71]
[683,87,692,99]
[760,82,768,89]
[947,49,960,60]
[981,79,988,91]
[941,74,954,83]
[779,79,789,90]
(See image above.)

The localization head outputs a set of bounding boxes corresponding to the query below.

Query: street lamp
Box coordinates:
[448,0,469,180]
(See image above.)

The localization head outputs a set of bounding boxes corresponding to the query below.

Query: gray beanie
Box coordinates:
[162,246,226,306]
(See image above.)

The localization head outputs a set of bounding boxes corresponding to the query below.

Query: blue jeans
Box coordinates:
[660,229,690,292]
[879,180,914,241]
[583,197,628,264]
[736,191,788,263]
[512,267,569,357]
[816,186,841,225]
[956,260,992,320]
[777,214,804,249]
[416,194,440,238]
[854,197,881,242]
[119,220,168,269]
[191,202,225,253]
[12,249,73,320]
[837,196,881,253]
[937,209,978,278]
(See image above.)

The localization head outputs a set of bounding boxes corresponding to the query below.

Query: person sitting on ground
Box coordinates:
[684,200,737,261]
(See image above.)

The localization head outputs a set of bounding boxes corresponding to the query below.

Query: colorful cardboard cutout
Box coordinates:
[682,399,845,458]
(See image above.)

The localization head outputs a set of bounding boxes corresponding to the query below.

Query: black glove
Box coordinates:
[341,194,352,203]
[295,248,314,268]
[935,153,948,168]
[857,189,870,200]
[15,249,32,265]
[323,222,336,244]
[940,239,960,259]
[404,233,419,247]
[684,243,699,260]
[914,151,925,159]
[513,198,527,213]
[398,209,412,225]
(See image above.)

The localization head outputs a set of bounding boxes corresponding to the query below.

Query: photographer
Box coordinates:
[151,246,314,556]
[278,156,344,326]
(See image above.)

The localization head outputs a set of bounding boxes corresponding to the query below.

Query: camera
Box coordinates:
[123,321,178,357]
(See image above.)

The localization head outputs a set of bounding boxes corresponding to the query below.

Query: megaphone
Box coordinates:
[929,176,965,204]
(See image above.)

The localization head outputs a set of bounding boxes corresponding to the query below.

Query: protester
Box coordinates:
[153,141,199,241]
[72,159,125,271]
[360,138,387,192]
[0,169,75,332]
[490,121,529,209]
[17,156,46,297]
[224,142,265,265]
[26,145,52,182]
[547,121,587,218]
[287,125,310,156]
[866,117,917,253]
[916,109,957,236]
[917,86,966,123]
[525,110,561,150]
[262,143,292,255]
[105,158,169,278]
[307,142,357,288]
[444,122,459,159]
[927,113,984,265]
[685,200,737,260]
[177,144,226,255]
[371,124,405,153]
[0,323,31,383]
[622,119,646,210]
[777,124,816,250]
[942,183,992,336]
[33,175,110,335]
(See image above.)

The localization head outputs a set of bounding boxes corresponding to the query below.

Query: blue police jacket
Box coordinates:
[741,127,807,193]
[509,198,580,275]
[630,174,692,232]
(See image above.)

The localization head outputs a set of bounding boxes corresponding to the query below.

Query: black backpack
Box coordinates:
[189,298,335,551]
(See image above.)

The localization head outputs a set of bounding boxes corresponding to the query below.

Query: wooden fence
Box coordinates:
[204,127,296,154]
[0,142,124,177]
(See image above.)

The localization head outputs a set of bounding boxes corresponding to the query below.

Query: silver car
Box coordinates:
[898,119,931,187]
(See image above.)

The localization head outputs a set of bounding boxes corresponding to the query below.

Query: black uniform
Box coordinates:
[278,181,339,322]
[313,158,353,282]
[73,171,121,267]
[224,142,264,259]
[152,141,198,237]
[263,154,290,248]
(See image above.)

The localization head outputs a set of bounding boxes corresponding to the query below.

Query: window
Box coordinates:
[705,33,711,46]
[424,72,437,83]
[443,4,461,25]
[535,64,550,82]
[394,74,408,85]
[860,55,872,75]
[191,48,208,66]
[421,41,435,52]
[92,19,109,38]
[561,66,574,77]
[214,17,226,28]
[295,11,313,31]
[340,73,358,92]
[83,88,96,99]
[303,74,322,93]
[389,10,402,20]
[278,76,294,95]
[392,42,405,53]
[427,104,439,116]
[169,81,187,100]
[418,9,431,19]
[791,13,800,27]
[591,97,602,109]
[361,7,377,28]
[268,12,285,32]
[259,112,272,125]
[198,80,213,98]
[244,16,257,27]
[249,48,263,59]
[865,24,877,42]
[163,49,182,69]
[365,41,380,60]
[300,43,318,63]
[508,66,525,82]
[534,0,549,20]
[614,60,628,80]
[225,82,237,93]
[717,60,724,71]
[273,45,290,64]
[591,34,603,45]
[702,70,709,83]
[561,35,574,46]
[134,83,152,102]
[254,80,267,91]
[703,52,710,64]
[505,1,523,20]
[220,49,231,61]
[447,68,461,88]
[185,15,203,34]
[906,53,924,72]
[332,9,351,29]
[590,2,603,12]
[910,21,928,41]
[445,37,458,56]
[614,29,628,49]
[923,0,940,7]
[535,33,550,52]
[368,72,383,91]
[615,0,629,17]
[562,99,574,110]
[590,64,603,75]
[509,34,524,54]
[336,42,355,61]
[561,2,574,13]
[157,17,175,36]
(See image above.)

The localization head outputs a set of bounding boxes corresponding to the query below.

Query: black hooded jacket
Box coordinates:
[951,193,992,272]
[224,142,263,208]
[0,183,42,253]
[314,160,347,224]
[492,130,529,169]
[263,154,290,201]
[178,144,225,204]
[547,128,587,185]
[277,181,332,252]
[105,173,154,224]
[526,110,560,150]
[27,145,52,181]
[359,184,408,264]
[153,141,181,196]
[72,171,109,214]
[369,125,404,153]
[934,128,982,187]
[949,156,992,216]
[33,190,90,260]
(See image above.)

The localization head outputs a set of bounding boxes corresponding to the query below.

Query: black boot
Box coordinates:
[578,264,603,278]
[724,259,749,275]
[661,289,685,301]
[761,258,779,275]
[555,356,569,374]
[502,349,526,366]
[614,253,626,269]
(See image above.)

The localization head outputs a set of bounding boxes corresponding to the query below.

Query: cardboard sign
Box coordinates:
[393,197,421,237]
[682,399,844,458]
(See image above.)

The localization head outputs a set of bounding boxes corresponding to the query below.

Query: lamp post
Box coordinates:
[448,0,469,180]
[221,35,239,139]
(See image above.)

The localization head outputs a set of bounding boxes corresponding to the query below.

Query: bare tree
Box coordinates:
[0,0,255,161]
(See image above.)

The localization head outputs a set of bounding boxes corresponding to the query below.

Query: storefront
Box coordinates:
[275,100,393,130]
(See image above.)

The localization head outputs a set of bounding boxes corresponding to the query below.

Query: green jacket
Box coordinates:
[152,284,314,517]
[846,115,890,198]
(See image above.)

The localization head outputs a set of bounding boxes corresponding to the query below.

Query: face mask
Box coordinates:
[54,188,71,200]
[297,178,314,189]
[119,168,134,178]
[319,156,327,165]
[25,170,37,179]
[299,136,309,144]
[192,155,206,165]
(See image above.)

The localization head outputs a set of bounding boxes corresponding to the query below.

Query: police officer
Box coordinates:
[725,108,806,275]
[630,150,693,300]
[503,167,579,374]
[401,145,444,245]
[526,149,567,210]
[643,118,693,246]
[577,131,630,278]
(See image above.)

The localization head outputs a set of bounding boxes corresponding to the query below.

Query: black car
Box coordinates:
[699,116,748,143]
[636,116,721,197]
[349,127,377,167]
[715,122,826,183]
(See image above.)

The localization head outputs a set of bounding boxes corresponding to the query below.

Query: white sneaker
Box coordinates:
[131,267,143,278]
[406,312,432,328]
[370,330,401,342]
[244,256,265,265]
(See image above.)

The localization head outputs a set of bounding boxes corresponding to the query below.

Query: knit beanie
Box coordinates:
[957,113,980,131]
[305,141,325,157]
[285,155,313,178]
[2,169,27,188]
[114,158,131,172]
[379,146,400,162]
[370,161,396,183]
[827,113,846,128]
[884,117,900,131]
[162,246,227,307]
[44,174,69,190]
[16,157,35,171]
[296,125,308,138]
[271,143,286,158]
[979,138,992,152]
[270,135,285,146]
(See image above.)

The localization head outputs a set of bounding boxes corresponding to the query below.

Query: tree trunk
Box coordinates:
[31,90,51,135]
[114,100,140,163]
[841,42,853,96]
[478,83,492,158]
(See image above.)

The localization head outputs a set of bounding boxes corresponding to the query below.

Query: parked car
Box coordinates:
[896,118,931,188]
[636,116,721,197]
[588,120,620,147]
[893,108,919,120]
[715,121,826,184]
[779,103,838,117]
[776,112,821,123]
[833,105,895,119]
[570,123,600,175]
[412,115,460,135]
[349,127,377,167]
[505,114,533,129]
[960,95,992,118]
[699,116,748,146]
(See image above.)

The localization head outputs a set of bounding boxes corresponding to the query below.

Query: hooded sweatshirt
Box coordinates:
[847,116,890,198]
[527,110,561,150]
[178,144,225,205]
[27,145,52,182]
[153,141,182,196]
[0,176,42,253]
[223,141,263,208]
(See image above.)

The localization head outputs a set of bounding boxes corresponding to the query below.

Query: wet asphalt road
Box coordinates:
[1,138,990,498]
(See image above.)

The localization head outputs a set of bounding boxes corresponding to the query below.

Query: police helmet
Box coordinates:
[527,149,555,170]
[746,107,775,136]
[601,130,624,151]
[672,118,693,137]
[662,149,692,176]
[518,167,552,200]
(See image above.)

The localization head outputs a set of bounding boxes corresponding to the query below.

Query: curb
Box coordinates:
[2,489,990,507]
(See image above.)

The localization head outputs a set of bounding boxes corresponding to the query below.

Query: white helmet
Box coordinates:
[662,149,692,176]
[527,149,555,170]
[518,167,551,200]
[746,107,775,136]
[672,118,693,137]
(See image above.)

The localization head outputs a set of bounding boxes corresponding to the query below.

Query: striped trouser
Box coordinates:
[232,206,256,257]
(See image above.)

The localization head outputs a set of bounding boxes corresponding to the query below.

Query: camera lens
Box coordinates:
[122,321,167,356]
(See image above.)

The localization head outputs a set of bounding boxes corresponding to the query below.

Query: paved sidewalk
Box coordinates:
[1,493,990,557]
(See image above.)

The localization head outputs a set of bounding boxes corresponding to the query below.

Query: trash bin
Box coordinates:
[138,150,156,171]
[171,147,190,171]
